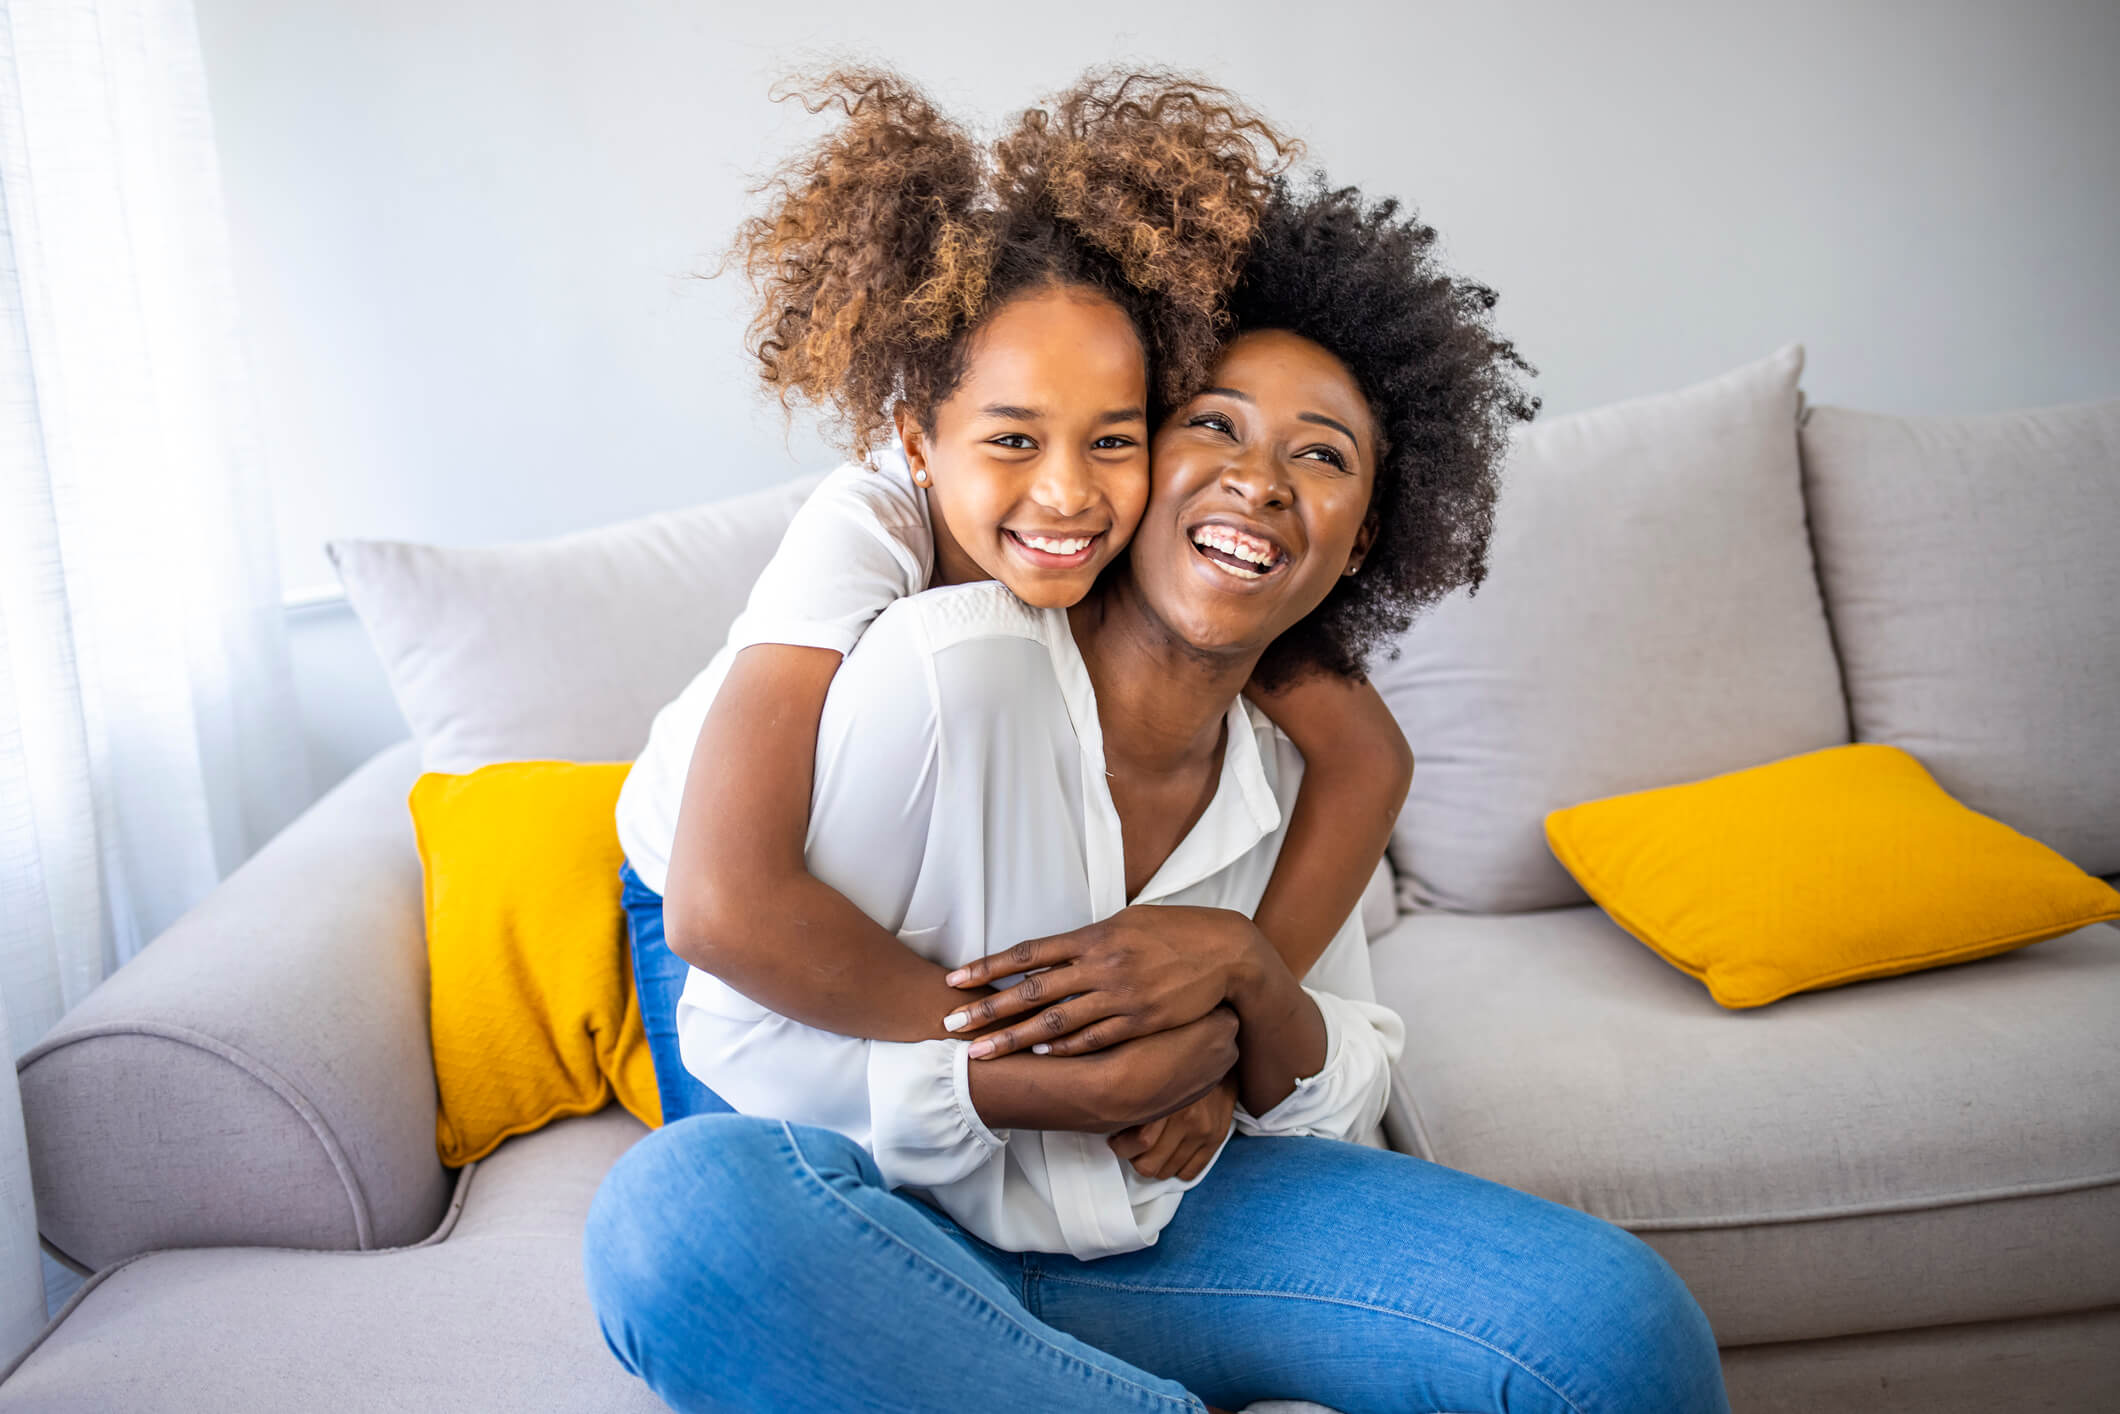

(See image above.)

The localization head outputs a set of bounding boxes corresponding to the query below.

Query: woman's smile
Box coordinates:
[1185,515,1291,586]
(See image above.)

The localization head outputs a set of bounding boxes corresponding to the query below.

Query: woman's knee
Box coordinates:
[1549,1219,1727,1413]
[581,1114,811,1349]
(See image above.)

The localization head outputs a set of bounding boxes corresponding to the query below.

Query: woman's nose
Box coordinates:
[1219,446,1291,510]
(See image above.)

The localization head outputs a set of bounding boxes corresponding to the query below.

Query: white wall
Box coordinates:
[191,0,2120,797]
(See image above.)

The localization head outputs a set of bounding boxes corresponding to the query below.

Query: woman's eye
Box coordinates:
[1189,412,1235,436]
[990,433,1036,450]
[1299,445,1349,470]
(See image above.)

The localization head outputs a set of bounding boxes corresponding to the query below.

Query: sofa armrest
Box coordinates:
[16,741,452,1271]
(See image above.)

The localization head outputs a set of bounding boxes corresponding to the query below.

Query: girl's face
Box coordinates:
[1130,329,1378,658]
[896,285,1150,609]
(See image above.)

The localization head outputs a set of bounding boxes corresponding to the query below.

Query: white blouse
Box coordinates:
[674,582,1408,1260]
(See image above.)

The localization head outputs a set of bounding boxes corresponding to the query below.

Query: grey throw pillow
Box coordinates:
[329,475,823,773]
[1373,344,1848,913]
[1800,397,2120,877]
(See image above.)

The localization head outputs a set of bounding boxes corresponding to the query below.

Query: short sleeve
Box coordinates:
[722,455,932,658]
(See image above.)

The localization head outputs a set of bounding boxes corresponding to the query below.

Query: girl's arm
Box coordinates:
[660,642,993,1044]
[1245,671,1415,976]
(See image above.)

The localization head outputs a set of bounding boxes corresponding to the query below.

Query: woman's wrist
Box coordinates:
[1222,916,1290,1018]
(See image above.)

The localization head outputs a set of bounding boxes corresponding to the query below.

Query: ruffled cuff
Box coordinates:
[863,1037,1010,1191]
[1233,987,1405,1142]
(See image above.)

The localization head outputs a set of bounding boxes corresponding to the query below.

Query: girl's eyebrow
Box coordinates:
[978,404,1144,425]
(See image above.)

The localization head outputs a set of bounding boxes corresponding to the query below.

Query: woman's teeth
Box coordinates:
[1016,533,1094,555]
[1190,525,1281,578]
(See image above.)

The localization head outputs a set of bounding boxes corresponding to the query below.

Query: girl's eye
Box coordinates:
[1092,434,1138,451]
[1189,412,1235,436]
[990,433,1036,450]
[1299,445,1348,470]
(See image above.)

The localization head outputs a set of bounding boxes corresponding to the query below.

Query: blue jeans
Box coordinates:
[583,1112,1729,1413]
[618,859,732,1122]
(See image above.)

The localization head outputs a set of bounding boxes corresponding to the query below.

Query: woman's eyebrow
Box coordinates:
[1201,386,1253,403]
[1298,410,1359,446]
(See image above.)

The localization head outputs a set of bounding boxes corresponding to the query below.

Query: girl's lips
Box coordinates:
[1004,528,1103,570]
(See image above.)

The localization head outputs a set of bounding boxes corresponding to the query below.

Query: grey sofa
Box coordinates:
[6,347,2117,1411]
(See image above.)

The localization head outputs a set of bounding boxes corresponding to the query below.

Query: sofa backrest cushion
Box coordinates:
[1799,397,2120,877]
[329,475,824,772]
[1371,344,1850,913]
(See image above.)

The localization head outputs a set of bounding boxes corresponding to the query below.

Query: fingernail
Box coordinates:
[946,969,969,986]
[943,1011,969,1032]
[967,1039,995,1059]
[1031,1043,1050,1055]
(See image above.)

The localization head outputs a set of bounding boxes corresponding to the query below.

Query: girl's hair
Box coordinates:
[732,66,1295,459]
[1238,175,1542,691]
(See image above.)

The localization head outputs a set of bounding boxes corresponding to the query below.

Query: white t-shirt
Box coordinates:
[614,447,931,895]
[675,583,1408,1260]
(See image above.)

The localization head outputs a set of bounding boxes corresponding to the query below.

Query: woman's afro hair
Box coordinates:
[1237,175,1541,690]
[730,66,1296,459]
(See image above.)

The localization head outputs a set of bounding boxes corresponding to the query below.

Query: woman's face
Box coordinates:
[1132,329,1377,658]
[897,285,1151,609]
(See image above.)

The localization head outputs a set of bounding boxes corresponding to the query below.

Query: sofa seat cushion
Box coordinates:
[0,1109,662,1412]
[1368,908,2120,1348]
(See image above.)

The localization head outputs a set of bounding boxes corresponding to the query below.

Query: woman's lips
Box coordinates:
[1005,528,1103,569]
[1187,524,1289,584]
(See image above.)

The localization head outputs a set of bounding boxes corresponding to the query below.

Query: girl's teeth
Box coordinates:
[1020,534,1091,555]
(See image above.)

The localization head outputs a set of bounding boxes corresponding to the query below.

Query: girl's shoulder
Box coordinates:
[799,444,928,556]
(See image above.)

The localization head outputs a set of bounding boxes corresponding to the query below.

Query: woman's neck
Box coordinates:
[1067,568,1261,777]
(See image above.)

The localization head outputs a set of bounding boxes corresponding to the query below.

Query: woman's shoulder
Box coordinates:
[861,582,1060,658]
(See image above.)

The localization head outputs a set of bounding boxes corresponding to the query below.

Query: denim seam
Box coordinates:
[777,1122,1200,1413]
[1029,1273,1586,1414]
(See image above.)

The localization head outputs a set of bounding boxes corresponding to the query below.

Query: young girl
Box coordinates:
[612,67,1415,1181]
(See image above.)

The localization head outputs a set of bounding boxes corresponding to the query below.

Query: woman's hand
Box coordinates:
[941,906,1267,1061]
[1108,1073,1238,1181]
[963,1006,1240,1134]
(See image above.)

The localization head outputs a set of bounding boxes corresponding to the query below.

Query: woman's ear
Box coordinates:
[1344,508,1379,577]
[893,404,931,487]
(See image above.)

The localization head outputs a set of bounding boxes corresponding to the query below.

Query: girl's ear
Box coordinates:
[1344,507,1380,577]
[893,404,931,486]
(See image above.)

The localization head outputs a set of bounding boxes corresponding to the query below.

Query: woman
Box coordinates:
[581,181,1731,1413]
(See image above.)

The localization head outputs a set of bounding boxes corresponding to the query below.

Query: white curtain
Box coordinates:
[0,0,310,1067]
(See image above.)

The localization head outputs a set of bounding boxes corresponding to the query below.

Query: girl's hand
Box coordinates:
[1107,1073,1238,1181]
[941,905,1266,1061]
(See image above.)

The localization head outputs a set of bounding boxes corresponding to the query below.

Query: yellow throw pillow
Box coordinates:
[410,761,661,1166]
[1544,743,2120,1009]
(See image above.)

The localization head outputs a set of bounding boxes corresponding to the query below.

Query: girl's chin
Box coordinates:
[998,572,1101,610]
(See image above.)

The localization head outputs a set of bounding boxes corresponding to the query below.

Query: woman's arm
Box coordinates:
[662,642,993,1043]
[1244,671,1413,977]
